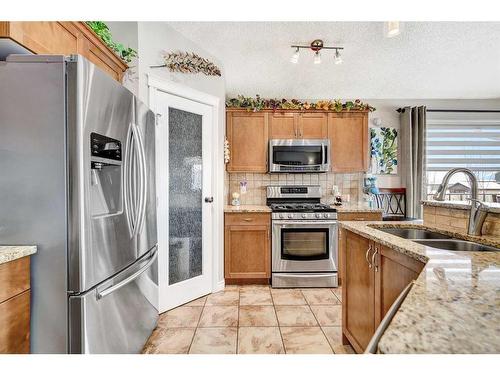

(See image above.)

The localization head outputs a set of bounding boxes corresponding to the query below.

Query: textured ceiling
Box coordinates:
[167,22,500,99]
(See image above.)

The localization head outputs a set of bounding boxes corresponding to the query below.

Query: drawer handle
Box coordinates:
[366,244,373,268]
[354,218,366,221]
[243,218,253,222]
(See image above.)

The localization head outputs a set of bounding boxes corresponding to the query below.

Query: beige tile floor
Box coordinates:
[142,285,355,354]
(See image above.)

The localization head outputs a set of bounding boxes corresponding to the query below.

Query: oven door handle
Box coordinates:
[273,220,338,226]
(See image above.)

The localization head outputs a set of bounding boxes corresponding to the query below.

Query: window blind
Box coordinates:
[426,112,500,171]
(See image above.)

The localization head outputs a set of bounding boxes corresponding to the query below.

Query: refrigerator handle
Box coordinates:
[123,123,134,237]
[131,123,147,237]
[96,246,158,300]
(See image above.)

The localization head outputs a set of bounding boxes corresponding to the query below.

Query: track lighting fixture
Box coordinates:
[290,39,344,65]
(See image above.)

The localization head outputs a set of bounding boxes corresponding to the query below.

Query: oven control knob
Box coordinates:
[315,213,320,219]
[301,213,307,218]
[324,213,330,218]
[288,214,293,219]
[279,213,284,219]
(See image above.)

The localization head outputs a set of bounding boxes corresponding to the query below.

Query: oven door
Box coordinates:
[269,139,330,173]
[272,220,338,272]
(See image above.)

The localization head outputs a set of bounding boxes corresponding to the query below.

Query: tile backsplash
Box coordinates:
[225,172,364,205]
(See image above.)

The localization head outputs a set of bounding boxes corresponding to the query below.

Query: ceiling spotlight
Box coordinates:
[290,47,300,64]
[314,51,321,64]
[334,49,342,65]
[385,21,401,38]
[290,40,343,65]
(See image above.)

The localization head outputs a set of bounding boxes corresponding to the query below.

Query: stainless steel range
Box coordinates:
[267,186,338,288]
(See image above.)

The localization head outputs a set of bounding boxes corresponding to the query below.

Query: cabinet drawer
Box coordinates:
[338,212,382,221]
[225,212,270,226]
[0,290,30,354]
[0,257,30,303]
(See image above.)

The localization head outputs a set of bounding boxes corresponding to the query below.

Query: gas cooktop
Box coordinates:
[269,203,337,213]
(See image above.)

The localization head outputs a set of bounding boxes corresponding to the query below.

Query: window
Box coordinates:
[425,111,500,203]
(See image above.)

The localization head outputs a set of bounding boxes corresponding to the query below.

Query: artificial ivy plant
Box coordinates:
[85,21,137,63]
[226,95,375,112]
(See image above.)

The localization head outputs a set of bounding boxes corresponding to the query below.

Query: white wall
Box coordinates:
[107,21,227,289]
[106,22,139,96]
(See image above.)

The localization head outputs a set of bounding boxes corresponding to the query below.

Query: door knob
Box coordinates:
[204,197,214,203]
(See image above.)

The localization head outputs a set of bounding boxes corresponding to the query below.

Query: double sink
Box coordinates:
[377,227,499,252]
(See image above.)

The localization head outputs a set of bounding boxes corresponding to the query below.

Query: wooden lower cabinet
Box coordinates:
[224,212,271,283]
[337,211,382,284]
[0,22,128,82]
[341,229,424,353]
[0,257,32,353]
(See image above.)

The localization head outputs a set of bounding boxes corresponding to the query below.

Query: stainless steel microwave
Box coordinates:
[269,139,330,173]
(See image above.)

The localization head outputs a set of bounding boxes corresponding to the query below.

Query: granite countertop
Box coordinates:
[422,199,500,214]
[0,245,37,265]
[339,221,500,353]
[224,205,272,213]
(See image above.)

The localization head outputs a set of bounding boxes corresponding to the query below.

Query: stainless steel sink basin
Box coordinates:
[377,228,452,240]
[375,227,499,252]
[414,239,499,252]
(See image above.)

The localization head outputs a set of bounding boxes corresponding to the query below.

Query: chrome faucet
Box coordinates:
[433,168,489,236]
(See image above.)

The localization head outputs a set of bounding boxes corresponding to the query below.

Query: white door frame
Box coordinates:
[148,74,224,312]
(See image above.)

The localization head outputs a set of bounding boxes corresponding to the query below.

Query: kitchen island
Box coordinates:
[339,221,500,353]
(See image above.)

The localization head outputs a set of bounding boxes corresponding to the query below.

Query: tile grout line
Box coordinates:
[302,289,337,354]
[187,294,209,354]
[236,286,240,354]
[269,288,287,354]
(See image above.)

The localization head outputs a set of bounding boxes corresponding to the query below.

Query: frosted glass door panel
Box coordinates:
[168,108,203,285]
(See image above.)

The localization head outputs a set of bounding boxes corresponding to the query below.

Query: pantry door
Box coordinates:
[155,91,214,312]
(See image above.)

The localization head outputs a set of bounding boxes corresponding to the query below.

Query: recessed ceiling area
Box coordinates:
[167,22,500,99]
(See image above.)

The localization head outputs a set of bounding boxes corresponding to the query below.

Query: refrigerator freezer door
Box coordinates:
[67,56,139,293]
[134,97,158,258]
[68,247,158,354]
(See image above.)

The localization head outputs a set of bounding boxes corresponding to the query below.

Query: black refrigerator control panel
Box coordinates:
[90,132,122,161]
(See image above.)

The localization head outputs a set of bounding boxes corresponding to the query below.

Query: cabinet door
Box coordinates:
[227,111,268,172]
[328,113,369,172]
[269,112,297,139]
[374,245,424,325]
[343,230,375,353]
[0,290,30,354]
[299,113,328,138]
[224,224,270,279]
[5,21,81,55]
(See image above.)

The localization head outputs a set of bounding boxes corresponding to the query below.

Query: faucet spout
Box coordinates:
[432,168,488,236]
[432,168,478,201]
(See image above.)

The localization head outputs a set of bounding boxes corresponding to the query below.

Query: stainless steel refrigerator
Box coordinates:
[0,54,158,353]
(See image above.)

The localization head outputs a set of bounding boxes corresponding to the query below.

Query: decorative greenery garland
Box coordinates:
[155,52,222,76]
[226,95,375,112]
[85,21,138,63]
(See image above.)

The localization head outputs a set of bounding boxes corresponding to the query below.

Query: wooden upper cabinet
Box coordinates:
[269,112,297,138]
[226,111,268,172]
[298,113,328,138]
[268,112,328,139]
[5,22,81,56]
[0,22,128,82]
[328,112,369,172]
